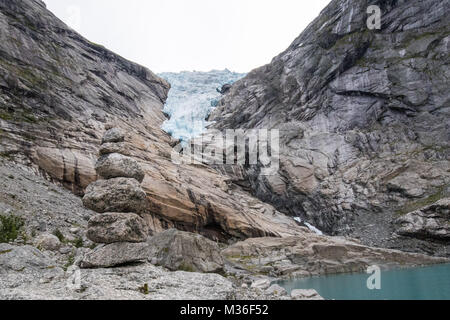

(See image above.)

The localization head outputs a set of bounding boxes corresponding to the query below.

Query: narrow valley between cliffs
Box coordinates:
[0,0,449,302]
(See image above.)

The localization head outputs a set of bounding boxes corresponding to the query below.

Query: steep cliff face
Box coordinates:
[0,0,170,194]
[0,0,307,241]
[209,0,450,254]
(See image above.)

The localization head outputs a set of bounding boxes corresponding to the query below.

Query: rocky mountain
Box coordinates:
[1,0,449,300]
[209,0,450,256]
[0,0,308,241]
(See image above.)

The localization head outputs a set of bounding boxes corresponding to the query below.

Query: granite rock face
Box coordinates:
[0,0,309,241]
[395,198,450,241]
[209,0,450,255]
[147,229,224,273]
[0,0,169,195]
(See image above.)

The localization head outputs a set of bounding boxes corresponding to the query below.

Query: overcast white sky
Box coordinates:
[43,0,330,73]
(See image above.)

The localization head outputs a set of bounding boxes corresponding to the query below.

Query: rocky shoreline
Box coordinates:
[0,0,449,300]
[1,159,448,300]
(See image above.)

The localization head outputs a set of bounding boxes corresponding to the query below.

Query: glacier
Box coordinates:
[159,69,245,142]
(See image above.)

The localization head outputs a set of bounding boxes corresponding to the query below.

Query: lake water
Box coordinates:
[277,264,450,300]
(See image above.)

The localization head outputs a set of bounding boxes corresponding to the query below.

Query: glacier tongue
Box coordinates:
[159,69,245,142]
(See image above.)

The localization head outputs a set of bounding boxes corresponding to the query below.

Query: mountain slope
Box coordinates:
[0,0,170,194]
[210,0,450,255]
[0,0,308,241]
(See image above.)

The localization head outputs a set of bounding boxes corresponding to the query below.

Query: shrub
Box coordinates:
[0,214,25,243]
[72,237,83,248]
[52,229,65,243]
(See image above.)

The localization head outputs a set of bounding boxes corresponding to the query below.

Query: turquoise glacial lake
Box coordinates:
[277,264,450,300]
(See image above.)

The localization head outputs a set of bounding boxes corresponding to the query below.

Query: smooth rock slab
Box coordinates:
[291,289,324,300]
[83,178,149,214]
[147,229,224,273]
[87,213,149,244]
[80,242,149,268]
[0,244,57,272]
[0,263,238,300]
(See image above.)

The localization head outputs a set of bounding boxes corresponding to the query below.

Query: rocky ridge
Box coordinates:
[209,0,450,255]
[1,0,449,301]
[0,0,309,241]
[395,198,450,241]
[0,160,298,300]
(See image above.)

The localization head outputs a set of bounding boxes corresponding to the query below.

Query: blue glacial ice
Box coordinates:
[159,69,245,142]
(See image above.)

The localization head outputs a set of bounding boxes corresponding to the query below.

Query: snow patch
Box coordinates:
[294,217,323,235]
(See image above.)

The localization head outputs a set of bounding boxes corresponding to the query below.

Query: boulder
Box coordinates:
[99,142,128,156]
[82,178,149,214]
[87,213,149,244]
[250,278,271,290]
[102,128,125,144]
[291,289,323,300]
[80,242,149,268]
[95,153,145,182]
[34,233,61,251]
[265,284,287,296]
[147,229,224,273]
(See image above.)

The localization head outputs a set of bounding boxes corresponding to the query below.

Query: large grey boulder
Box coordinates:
[80,242,149,268]
[87,213,149,244]
[34,233,61,251]
[265,284,287,296]
[395,198,450,241]
[82,178,149,214]
[95,153,145,183]
[147,229,224,273]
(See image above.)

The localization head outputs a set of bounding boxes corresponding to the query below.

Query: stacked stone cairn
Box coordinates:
[80,128,150,268]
